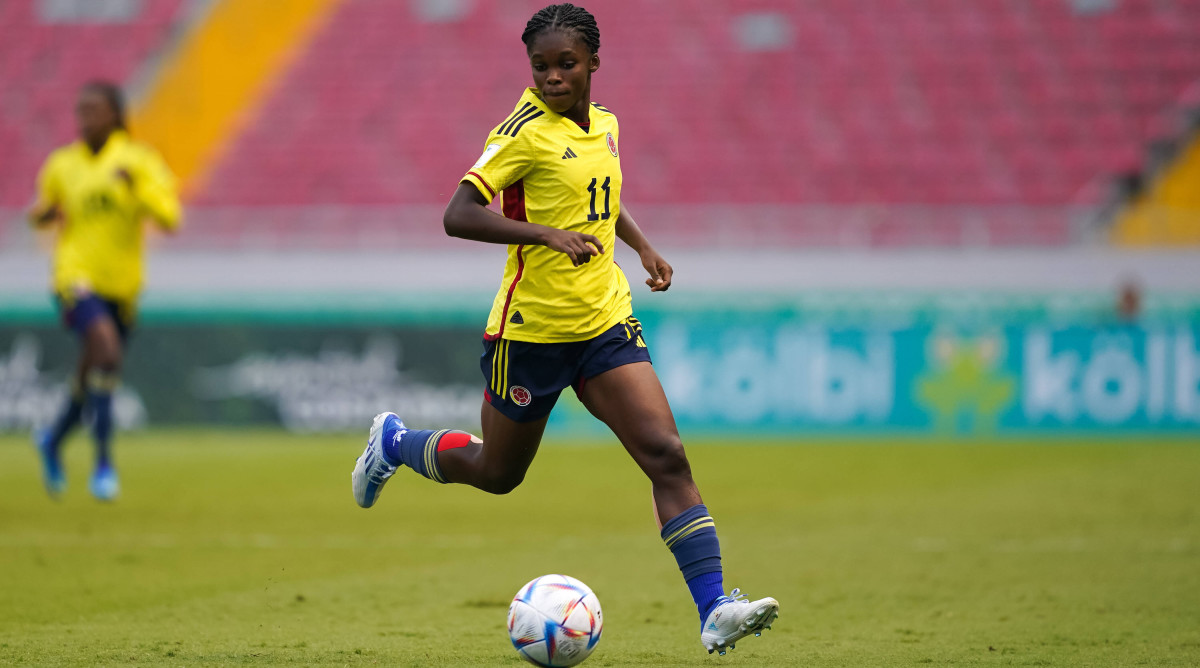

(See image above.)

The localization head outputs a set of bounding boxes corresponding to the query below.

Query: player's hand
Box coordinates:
[544,229,603,267]
[29,204,62,227]
[640,248,672,292]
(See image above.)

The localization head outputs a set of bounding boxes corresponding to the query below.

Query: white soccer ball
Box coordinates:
[507,574,603,667]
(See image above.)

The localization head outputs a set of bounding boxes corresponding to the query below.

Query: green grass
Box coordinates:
[1,431,1198,667]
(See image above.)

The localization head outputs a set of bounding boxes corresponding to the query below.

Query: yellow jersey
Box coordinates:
[34,130,181,303]
[462,88,632,344]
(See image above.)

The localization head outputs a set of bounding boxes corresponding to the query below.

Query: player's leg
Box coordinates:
[80,309,123,500]
[578,358,778,654]
[582,364,700,519]
[352,337,569,507]
[36,294,110,497]
[352,402,550,506]
[34,350,89,498]
[438,400,548,493]
[42,353,89,444]
[576,362,715,597]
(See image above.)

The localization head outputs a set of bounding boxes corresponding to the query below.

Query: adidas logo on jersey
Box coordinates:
[561,147,578,159]
[509,311,524,324]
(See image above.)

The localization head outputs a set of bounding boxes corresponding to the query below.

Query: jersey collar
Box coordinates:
[74,129,129,159]
[526,88,594,135]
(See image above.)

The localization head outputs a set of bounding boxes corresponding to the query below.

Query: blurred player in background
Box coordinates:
[29,81,181,501]
[353,4,778,655]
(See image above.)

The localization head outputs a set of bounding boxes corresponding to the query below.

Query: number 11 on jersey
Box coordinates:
[587,177,611,222]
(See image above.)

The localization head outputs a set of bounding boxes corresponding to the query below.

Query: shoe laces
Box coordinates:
[722,588,748,606]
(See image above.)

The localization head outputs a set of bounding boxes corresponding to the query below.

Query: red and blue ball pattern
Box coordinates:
[507,574,603,667]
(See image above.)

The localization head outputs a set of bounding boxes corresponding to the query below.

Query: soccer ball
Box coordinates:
[507,574,603,667]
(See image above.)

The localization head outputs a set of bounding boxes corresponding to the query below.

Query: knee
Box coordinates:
[88,332,123,371]
[94,347,122,372]
[479,467,526,495]
[640,434,693,482]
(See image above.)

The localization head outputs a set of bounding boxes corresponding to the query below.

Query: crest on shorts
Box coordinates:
[606,132,618,157]
[510,385,532,407]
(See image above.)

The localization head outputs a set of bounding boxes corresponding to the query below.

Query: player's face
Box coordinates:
[528,30,598,119]
[76,89,118,146]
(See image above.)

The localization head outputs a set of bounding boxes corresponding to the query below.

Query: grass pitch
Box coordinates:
[1,431,1198,667]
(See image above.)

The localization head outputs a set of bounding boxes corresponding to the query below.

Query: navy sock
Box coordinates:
[689,571,727,621]
[661,503,725,622]
[381,426,464,484]
[45,391,85,453]
[87,390,113,469]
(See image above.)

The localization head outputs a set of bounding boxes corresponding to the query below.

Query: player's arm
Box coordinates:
[443,182,604,267]
[28,156,62,227]
[615,205,672,292]
[126,148,182,233]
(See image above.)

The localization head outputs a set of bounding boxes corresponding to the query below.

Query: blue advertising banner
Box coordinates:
[549,311,1200,435]
[3,293,1198,435]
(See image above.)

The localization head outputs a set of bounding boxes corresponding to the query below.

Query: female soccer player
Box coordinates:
[353,4,778,654]
[30,81,181,501]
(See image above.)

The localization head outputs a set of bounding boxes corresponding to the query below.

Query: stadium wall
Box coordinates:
[2,289,1198,437]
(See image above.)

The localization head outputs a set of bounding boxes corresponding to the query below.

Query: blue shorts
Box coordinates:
[481,316,652,422]
[57,292,134,341]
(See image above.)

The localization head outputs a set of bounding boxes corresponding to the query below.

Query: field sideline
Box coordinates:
[1,431,1198,666]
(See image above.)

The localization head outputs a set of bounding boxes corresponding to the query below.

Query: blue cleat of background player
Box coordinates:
[89,464,120,502]
[34,428,66,499]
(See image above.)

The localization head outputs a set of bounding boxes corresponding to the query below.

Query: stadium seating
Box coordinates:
[5,0,1200,246]
[191,0,1200,245]
[0,0,183,207]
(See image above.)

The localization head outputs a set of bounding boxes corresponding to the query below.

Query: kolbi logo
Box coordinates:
[1023,327,1200,425]
[510,385,532,407]
[654,323,895,425]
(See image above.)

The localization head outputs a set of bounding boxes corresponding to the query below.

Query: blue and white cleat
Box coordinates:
[700,588,779,656]
[89,464,120,502]
[34,429,66,499]
[352,412,403,508]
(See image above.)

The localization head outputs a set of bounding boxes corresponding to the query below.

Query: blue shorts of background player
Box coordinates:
[482,317,651,422]
[58,292,134,342]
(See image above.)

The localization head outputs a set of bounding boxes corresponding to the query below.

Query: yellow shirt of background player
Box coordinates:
[462,88,633,344]
[35,130,181,304]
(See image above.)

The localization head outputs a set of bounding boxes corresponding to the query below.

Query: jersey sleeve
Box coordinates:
[132,145,182,230]
[461,133,533,204]
[31,153,62,223]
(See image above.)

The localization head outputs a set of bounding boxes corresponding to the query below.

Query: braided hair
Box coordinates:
[522,4,600,55]
[82,80,127,130]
